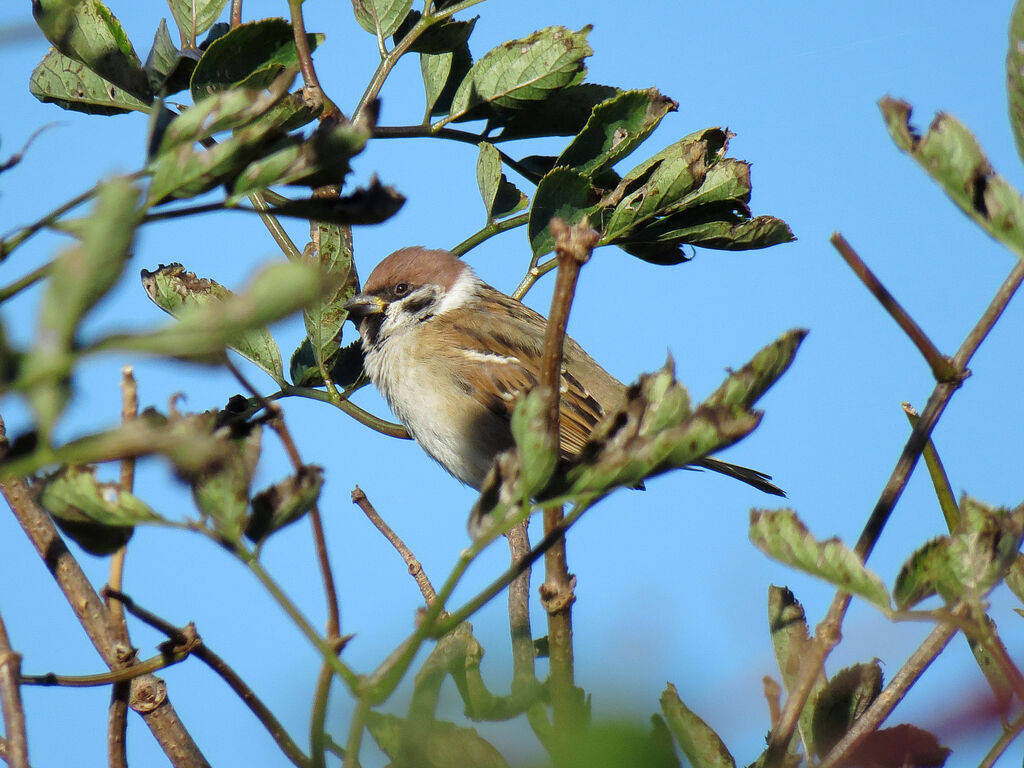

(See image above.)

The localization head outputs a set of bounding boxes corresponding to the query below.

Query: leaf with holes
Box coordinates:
[30,48,150,115]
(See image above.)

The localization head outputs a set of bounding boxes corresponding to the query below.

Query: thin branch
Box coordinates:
[1,180,101,261]
[512,257,557,301]
[373,125,539,181]
[765,257,1024,764]
[0,417,210,768]
[229,0,242,27]
[309,663,334,768]
[0,122,61,174]
[342,697,370,768]
[450,213,529,258]
[537,218,598,739]
[979,708,1024,768]
[226,359,343,643]
[281,385,410,438]
[248,192,304,261]
[0,610,28,768]
[104,589,311,768]
[286,0,338,119]
[830,232,959,381]
[817,618,959,768]
[107,365,138,768]
[0,261,52,303]
[902,402,960,531]
[352,486,436,605]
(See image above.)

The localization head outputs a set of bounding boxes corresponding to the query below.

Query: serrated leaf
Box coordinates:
[495,83,621,141]
[475,142,527,222]
[191,424,261,541]
[881,97,1024,260]
[228,118,370,201]
[168,0,229,45]
[528,167,599,257]
[140,263,285,384]
[30,47,150,115]
[704,329,808,410]
[300,222,357,379]
[445,26,592,124]
[1007,2,1024,167]
[557,89,678,177]
[245,464,323,543]
[189,18,322,99]
[811,662,883,759]
[98,261,324,362]
[749,509,891,611]
[155,69,294,156]
[33,0,153,102]
[144,18,198,95]
[351,0,413,39]
[393,11,476,54]
[768,586,826,758]
[660,683,736,768]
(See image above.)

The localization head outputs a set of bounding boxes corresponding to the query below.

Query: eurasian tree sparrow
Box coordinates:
[344,247,783,496]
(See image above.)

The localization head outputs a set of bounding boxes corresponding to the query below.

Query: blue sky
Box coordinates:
[2,2,1023,766]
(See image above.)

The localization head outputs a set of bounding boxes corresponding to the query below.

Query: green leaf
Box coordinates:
[155,69,295,156]
[140,263,285,384]
[881,97,1024,260]
[768,586,826,758]
[189,18,322,99]
[495,83,620,141]
[245,464,323,543]
[300,223,357,380]
[99,261,325,362]
[446,26,592,124]
[365,712,509,768]
[811,662,883,758]
[421,42,473,118]
[143,18,198,95]
[191,424,261,542]
[557,89,678,176]
[475,143,527,222]
[30,47,150,115]
[749,509,891,611]
[228,118,371,201]
[528,167,599,257]
[40,465,161,555]
[351,0,414,39]
[393,11,476,55]
[1007,1,1024,167]
[893,537,954,610]
[32,0,153,102]
[660,683,736,768]
[626,212,796,251]
[703,329,808,410]
[167,0,230,45]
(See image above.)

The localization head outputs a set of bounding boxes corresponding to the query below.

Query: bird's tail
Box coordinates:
[694,457,785,497]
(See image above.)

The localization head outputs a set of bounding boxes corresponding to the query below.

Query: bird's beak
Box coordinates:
[343,293,386,318]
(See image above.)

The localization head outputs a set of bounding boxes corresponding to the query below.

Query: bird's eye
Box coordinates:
[393,283,410,297]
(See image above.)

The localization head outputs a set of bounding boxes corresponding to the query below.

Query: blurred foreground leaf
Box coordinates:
[660,683,735,768]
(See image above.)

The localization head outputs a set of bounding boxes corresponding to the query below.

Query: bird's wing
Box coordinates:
[441,295,608,458]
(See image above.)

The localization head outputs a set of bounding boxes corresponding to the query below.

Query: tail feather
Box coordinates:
[694,457,785,497]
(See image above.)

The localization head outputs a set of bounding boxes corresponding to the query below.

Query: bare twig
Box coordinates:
[309,663,334,768]
[229,0,242,27]
[765,258,1024,764]
[537,218,598,738]
[286,0,338,119]
[0,122,61,174]
[979,708,1024,768]
[0,261,52,303]
[104,589,311,768]
[831,233,958,381]
[280,385,410,439]
[342,698,370,768]
[352,486,437,605]
[0,610,28,768]
[0,417,210,768]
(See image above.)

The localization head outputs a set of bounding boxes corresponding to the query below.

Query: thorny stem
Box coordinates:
[0,610,28,768]
[225,359,342,643]
[764,258,1024,764]
[105,589,311,768]
[352,486,437,605]
[451,213,530,258]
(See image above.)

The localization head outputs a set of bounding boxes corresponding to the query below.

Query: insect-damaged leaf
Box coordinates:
[30,47,150,115]
[141,263,285,384]
[245,464,323,543]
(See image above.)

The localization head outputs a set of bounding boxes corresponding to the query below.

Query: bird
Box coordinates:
[343,246,784,496]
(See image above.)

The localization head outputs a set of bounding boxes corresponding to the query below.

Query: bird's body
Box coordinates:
[345,247,783,496]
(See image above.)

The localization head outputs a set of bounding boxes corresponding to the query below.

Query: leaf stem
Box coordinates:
[281,385,409,438]
[0,260,52,303]
[0,609,28,768]
[451,213,529,257]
